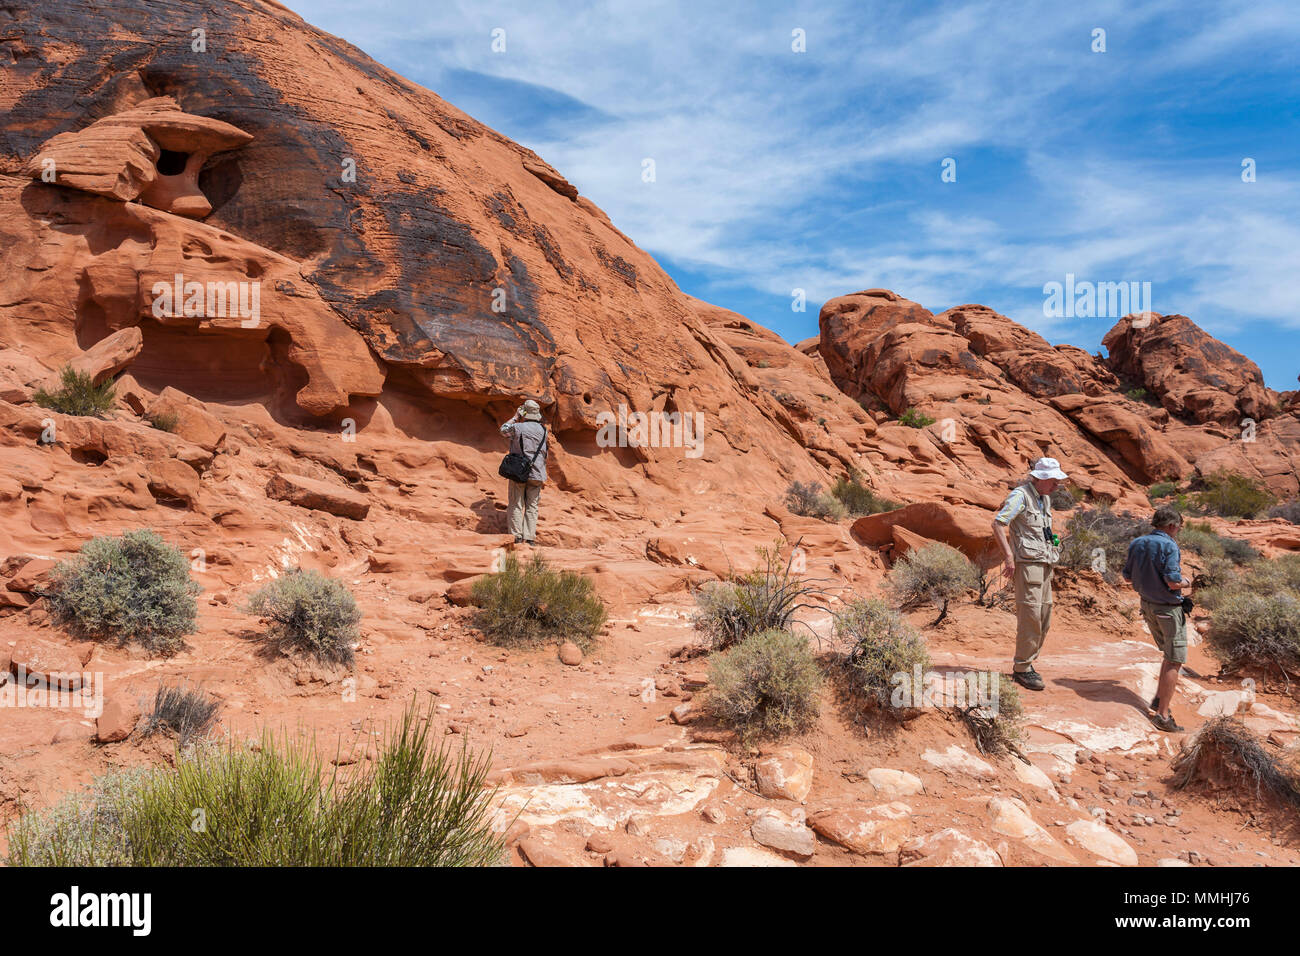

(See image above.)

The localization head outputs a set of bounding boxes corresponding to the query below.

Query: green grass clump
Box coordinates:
[1181,521,1259,566]
[33,366,117,417]
[6,703,505,867]
[898,407,936,428]
[245,569,362,665]
[1148,481,1180,500]
[470,552,606,651]
[830,469,899,516]
[706,629,822,743]
[45,530,200,656]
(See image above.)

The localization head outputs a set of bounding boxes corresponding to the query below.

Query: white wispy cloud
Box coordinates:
[289,0,1300,360]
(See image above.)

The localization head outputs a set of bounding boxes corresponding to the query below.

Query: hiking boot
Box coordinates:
[524,539,537,546]
[1150,712,1185,733]
[1012,668,1045,691]
[513,535,524,544]
[1149,695,1160,712]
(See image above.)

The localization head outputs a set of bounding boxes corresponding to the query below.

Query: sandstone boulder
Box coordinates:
[265,473,369,520]
[63,327,143,386]
[808,802,913,855]
[754,747,814,802]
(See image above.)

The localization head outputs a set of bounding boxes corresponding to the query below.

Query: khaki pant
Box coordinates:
[1141,599,1188,664]
[1013,561,1054,673]
[507,480,542,540]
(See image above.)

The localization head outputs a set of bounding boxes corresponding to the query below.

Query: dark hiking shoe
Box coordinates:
[1012,668,1045,691]
[1150,712,1185,733]
[1150,695,1160,712]
[513,535,524,544]
[524,539,537,546]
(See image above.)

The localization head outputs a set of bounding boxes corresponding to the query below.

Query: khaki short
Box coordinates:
[1141,599,1187,665]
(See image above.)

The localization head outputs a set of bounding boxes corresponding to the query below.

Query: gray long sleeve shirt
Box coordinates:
[500,418,548,483]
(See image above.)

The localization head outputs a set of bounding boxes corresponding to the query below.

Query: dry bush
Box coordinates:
[784,481,847,521]
[887,543,978,625]
[45,530,200,656]
[692,545,825,650]
[471,552,606,651]
[1170,717,1300,810]
[832,598,930,712]
[706,629,822,743]
[245,569,362,665]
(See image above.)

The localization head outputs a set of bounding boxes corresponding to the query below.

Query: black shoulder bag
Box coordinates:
[498,426,547,483]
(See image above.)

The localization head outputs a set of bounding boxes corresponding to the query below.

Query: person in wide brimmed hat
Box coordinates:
[991,457,1067,691]
[499,400,547,544]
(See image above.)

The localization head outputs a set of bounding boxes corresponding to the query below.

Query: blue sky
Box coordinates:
[290,0,1299,389]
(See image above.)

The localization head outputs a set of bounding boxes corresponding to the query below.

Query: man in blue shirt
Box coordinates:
[1122,506,1191,732]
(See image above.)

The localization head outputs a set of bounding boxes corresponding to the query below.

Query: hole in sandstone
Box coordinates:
[156,149,190,176]
[71,448,108,466]
[131,319,311,425]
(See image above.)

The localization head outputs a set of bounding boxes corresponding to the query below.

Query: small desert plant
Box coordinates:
[958,674,1024,756]
[1268,500,1300,524]
[146,410,180,433]
[833,598,930,710]
[1198,553,1300,608]
[1170,717,1300,810]
[1125,386,1148,402]
[692,545,825,650]
[45,530,200,656]
[706,629,822,743]
[830,469,899,516]
[898,407,935,428]
[9,703,505,867]
[32,366,117,418]
[471,552,606,651]
[245,569,362,665]
[1193,470,1275,519]
[1058,507,1150,583]
[4,769,150,866]
[888,543,978,625]
[1247,553,1300,595]
[1204,591,1300,675]
[784,481,847,521]
[143,682,222,748]
[1148,481,1179,500]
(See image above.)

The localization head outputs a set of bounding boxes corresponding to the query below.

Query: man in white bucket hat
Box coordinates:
[991,457,1067,691]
